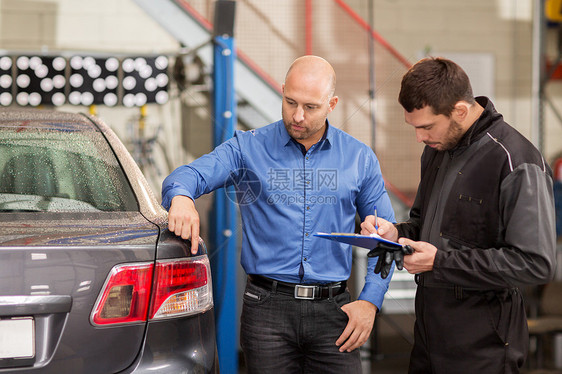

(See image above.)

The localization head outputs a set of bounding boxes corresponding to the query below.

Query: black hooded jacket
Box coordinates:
[396,97,556,289]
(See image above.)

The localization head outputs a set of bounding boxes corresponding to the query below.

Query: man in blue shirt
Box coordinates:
[162,55,395,373]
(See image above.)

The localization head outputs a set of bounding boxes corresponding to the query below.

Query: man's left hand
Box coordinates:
[336,300,377,352]
[399,238,437,274]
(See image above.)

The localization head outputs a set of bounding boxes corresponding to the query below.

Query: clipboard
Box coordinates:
[314,232,402,250]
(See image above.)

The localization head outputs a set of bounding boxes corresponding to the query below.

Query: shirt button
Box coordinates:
[305,233,309,237]
[306,206,310,210]
[304,257,307,261]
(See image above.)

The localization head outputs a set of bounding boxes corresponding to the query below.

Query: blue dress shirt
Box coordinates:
[162,120,396,308]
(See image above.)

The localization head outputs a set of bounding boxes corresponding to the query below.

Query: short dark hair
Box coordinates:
[398,57,475,116]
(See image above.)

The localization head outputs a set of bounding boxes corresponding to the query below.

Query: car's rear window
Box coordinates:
[0,122,139,212]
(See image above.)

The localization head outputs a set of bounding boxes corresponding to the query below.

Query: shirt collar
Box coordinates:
[281,120,333,154]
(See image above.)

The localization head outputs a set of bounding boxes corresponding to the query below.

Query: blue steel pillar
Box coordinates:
[211,1,238,372]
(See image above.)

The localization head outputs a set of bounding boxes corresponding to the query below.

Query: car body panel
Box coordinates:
[0,214,157,373]
[0,109,218,373]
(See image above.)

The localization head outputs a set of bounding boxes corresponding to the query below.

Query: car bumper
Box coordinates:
[124,308,219,374]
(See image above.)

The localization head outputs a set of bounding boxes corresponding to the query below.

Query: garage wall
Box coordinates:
[0,0,184,195]
[0,0,177,51]
[187,0,562,193]
[0,0,561,196]
[365,0,561,177]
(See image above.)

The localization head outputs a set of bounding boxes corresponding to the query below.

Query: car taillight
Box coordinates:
[91,262,153,326]
[91,256,213,326]
[150,256,213,319]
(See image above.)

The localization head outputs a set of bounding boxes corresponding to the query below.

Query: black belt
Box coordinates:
[414,272,461,289]
[248,275,347,300]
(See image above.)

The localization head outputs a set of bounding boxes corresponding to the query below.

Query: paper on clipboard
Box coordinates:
[314,232,402,250]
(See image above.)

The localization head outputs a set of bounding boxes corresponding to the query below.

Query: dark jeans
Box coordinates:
[240,279,362,374]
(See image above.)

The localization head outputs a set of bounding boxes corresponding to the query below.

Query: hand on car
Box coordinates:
[336,300,377,352]
[168,195,200,254]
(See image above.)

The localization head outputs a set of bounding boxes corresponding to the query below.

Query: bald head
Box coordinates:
[281,55,339,150]
[285,55,336,98]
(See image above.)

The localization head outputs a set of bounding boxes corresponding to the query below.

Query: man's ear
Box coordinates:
[328,96,339,112]
[452,101,469,122]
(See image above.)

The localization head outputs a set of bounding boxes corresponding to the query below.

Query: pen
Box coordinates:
[374,206,378,230]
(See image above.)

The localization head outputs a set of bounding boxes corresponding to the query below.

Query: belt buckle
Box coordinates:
[294,285,316,300]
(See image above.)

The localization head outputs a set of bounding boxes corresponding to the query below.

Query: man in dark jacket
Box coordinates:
[361,57,557,373]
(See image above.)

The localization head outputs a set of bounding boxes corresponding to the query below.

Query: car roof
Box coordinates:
[0,108,98,131]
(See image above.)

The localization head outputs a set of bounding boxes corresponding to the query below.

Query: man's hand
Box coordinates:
[168,195,200,254]
[360,216,398,242]
[399,238,437,274]
[336,300,377,352]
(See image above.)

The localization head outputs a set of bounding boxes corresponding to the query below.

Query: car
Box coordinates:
[0,108,218,373]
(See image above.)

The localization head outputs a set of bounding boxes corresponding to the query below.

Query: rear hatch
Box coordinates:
[0,212,158,373]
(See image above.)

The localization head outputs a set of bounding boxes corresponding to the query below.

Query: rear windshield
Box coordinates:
[0,122,138,212]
